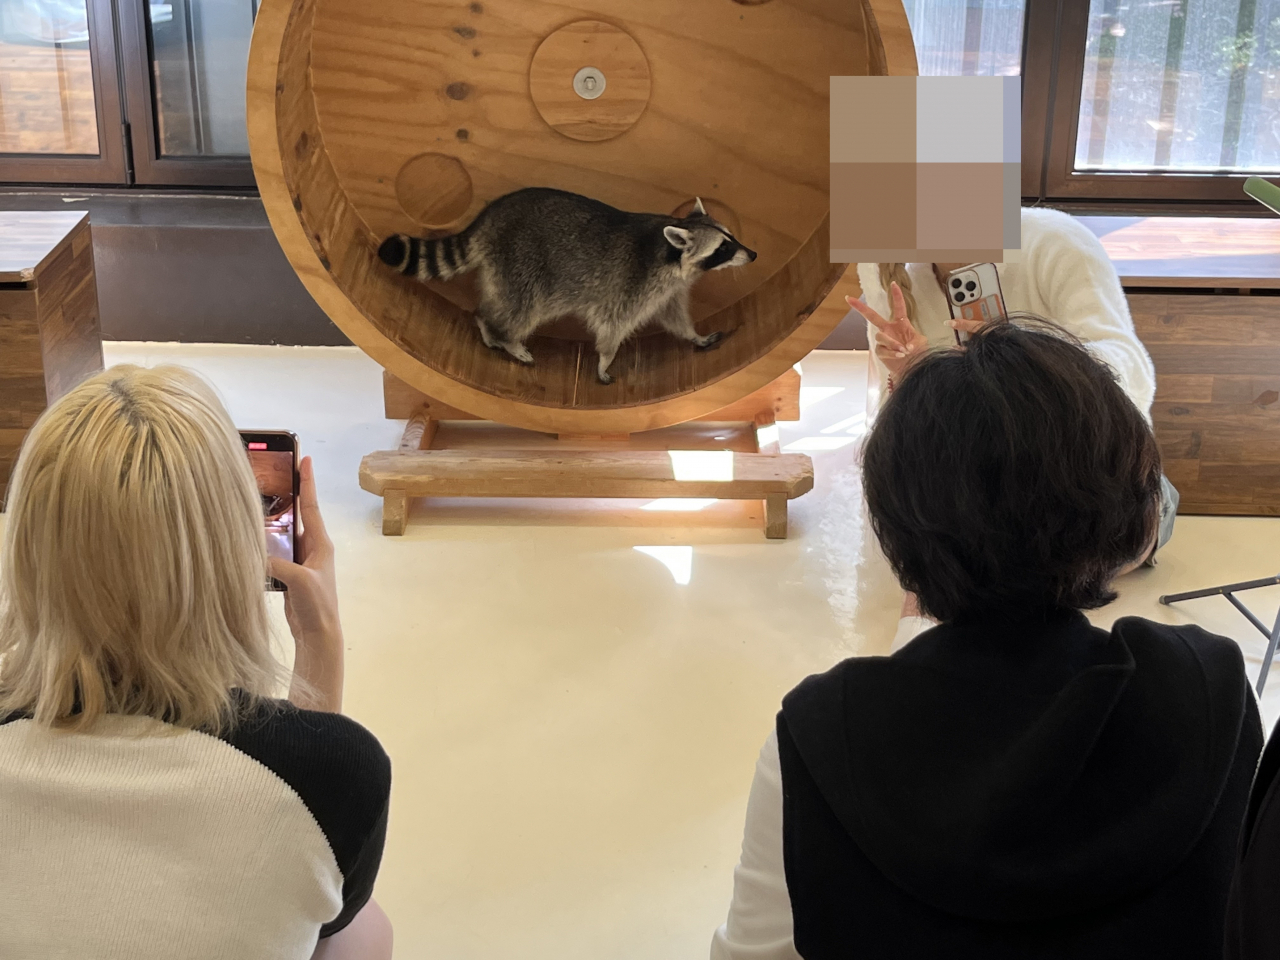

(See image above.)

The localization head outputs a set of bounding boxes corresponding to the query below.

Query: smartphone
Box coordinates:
[1245,177,1280,216]
[945,263,1008,344]
[240,431,299,591]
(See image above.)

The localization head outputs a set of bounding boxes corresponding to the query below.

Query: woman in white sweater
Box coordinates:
[854,207,1156,419]
[0,365,392,960]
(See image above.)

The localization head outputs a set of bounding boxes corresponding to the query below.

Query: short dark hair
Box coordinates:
[862,316,1162,623]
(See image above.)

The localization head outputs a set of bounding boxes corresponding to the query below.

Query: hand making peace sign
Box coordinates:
[844,281,929,378]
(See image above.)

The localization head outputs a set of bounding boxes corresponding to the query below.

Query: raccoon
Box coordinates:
[376,187,757,384]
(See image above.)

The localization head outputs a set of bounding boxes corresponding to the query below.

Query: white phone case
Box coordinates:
[945,263,1007,343]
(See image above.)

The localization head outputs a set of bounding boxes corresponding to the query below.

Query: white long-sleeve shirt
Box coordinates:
[710,617,935,960]
[856,207,1156,422]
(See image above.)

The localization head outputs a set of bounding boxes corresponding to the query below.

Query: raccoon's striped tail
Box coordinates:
[377,229,477,282]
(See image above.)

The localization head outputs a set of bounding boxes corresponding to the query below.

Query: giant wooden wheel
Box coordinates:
[247,0,916,435]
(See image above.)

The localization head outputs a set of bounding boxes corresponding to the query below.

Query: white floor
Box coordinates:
[18,344,1280,958]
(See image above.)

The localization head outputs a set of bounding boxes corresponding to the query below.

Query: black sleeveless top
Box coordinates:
[778,613,1260,960]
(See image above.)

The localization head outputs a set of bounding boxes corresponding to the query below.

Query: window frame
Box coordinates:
[1028,0,1273,209]
[115,0,256,187]
[0,0,255,187]
[0,0,130,184]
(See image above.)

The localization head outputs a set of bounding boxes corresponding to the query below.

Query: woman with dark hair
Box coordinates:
[711,320,1261,960]
[850,208,1179,569]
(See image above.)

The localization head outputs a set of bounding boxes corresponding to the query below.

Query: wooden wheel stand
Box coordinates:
[247,0,917,539]
[362,368,813,539]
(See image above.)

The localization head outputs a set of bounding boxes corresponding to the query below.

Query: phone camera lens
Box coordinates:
[965,281,977,292]
[951,278,962,288]
[953,292,964,303]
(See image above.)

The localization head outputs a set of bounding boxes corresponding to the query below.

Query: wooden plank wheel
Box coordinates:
[247,0,917,436]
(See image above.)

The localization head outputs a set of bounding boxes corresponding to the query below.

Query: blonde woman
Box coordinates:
[0,365,392,960]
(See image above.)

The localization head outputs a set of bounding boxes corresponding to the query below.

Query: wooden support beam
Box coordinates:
[382,490,408,536]
[400,408,437,451]
[764,492,788,539]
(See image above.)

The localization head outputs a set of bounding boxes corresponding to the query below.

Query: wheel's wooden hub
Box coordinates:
[529,21,651,143]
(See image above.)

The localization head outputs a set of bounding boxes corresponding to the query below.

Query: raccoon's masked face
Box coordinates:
[663,212,758,276]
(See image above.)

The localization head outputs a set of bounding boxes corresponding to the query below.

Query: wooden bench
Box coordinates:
[1,212,104,500]
[360,443,814,539]
[1080,216,1280,517]
[363,370,814,538]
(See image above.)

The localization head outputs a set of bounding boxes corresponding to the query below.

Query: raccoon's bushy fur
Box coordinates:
[377,187,757,384]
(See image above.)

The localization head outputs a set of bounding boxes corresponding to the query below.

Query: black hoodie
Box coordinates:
[777,612,1260,959]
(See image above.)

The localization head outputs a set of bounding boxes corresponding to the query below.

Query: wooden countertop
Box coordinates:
[0,211,90,283]
[1077,215,1280,288]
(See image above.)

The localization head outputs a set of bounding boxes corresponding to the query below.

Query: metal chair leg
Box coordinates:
[1161,574,1280,695]
[1256,604,1280,696]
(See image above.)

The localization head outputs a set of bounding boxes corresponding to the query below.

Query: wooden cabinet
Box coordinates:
[1084,216,1280,517]
[1,212,104,500]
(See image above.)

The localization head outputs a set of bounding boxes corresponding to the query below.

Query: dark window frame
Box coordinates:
[116,0,255,187]
[1,0,254,188]
[1024,0,1274,212]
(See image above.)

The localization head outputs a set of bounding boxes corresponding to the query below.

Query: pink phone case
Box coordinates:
[945,264,1007,343]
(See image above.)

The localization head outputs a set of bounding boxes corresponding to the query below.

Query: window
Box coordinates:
[148,0,255,157]
[0,0,100,154]
[1041,0,1280,203]
[2,0,1273,200]
[908,0,1276,206]
[0,0,254,184]
[1075,0,1280,174]
[905,0,1025,77]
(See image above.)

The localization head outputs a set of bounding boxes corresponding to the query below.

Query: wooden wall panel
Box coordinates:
[1131,293,1280,516]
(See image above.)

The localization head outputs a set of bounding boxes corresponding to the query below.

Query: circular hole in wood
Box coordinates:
[529,20,651,142]
[671,197,742,237]
[395,153,474,228]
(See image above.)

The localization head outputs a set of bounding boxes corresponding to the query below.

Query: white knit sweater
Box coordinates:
[855,207,1156,421]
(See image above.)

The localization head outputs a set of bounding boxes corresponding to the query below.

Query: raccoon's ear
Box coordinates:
[664,225,693,249]
[692,197,707,216]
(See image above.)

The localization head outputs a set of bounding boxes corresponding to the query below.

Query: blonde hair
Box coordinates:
[877,263,920,327]
[0,364,287,733]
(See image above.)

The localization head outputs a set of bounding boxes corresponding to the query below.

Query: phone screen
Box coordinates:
[240,431,298,588]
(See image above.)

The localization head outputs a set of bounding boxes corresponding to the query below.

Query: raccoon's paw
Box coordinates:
[377,235,409,269]
[597,371,615,385]
[506,344,535,365]
[694,331,724,351]
[476,321,499,349]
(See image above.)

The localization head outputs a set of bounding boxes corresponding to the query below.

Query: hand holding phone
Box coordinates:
[945,263,1008,344]
[265,456,345,714]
